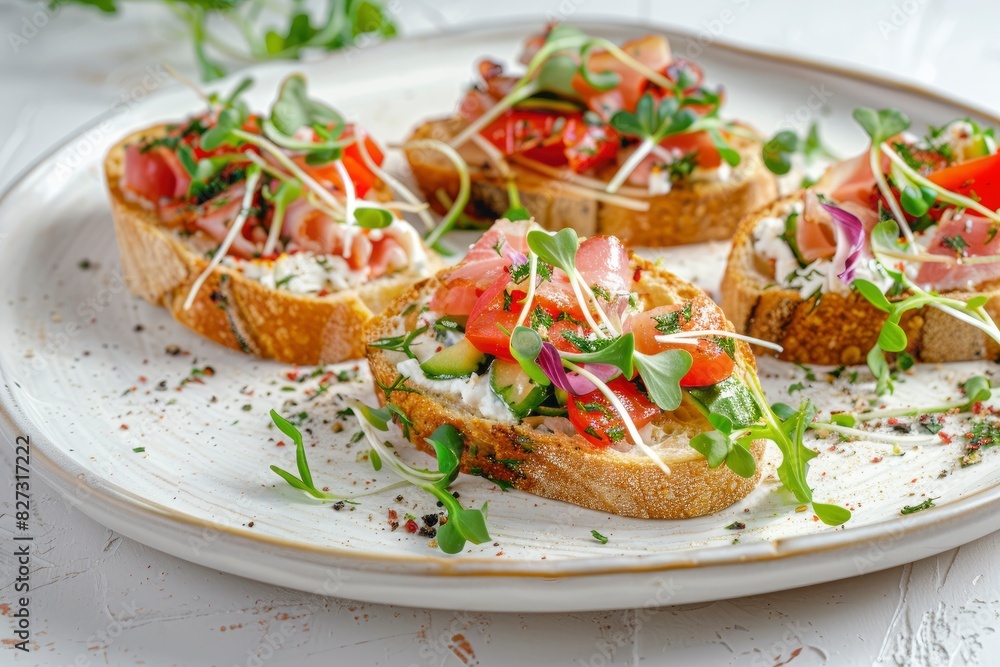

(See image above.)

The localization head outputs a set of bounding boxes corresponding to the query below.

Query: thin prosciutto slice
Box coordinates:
[915,213,1000,291]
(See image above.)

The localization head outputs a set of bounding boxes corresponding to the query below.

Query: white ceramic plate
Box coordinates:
[4,20,1000,613]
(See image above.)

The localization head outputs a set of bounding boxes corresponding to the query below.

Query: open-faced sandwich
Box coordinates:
[404,24,778,246]
[365,218,849,523]
[106,74,435,364]
[723,108,1000,385]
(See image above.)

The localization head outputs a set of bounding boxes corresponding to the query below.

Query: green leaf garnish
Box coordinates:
[634,349,692,411]
[354,207,393,229]
[853,107,911,145]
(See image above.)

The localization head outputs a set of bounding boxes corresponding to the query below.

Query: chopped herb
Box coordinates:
[561,331,615,354]
[942,235,970,257]
[724,521,745,530]
[530,306,554,330]
[716,336,736,360]
[132,446,145,453]
[653,302,692,335]
[788,382,806,395]
[796,364,817,382]
[369,325,429,360]
[590,529,609,544]
[900,498,937,515]
[591,285,613,302]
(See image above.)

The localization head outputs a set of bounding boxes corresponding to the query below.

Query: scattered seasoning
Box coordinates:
[962,419,1000,466]
[387,509,399,531]
[133,324,145,332]
[132,447,145,453]
[165,344,183,356]
[590,530,609,544]
[78,259,93,270]
[247,521,254,528]
[404,519,418,534]
[241,404,253,411]
[724,521,746,530]
[422,514,439,527]
[332,501,346,511]
[901,498,937,515]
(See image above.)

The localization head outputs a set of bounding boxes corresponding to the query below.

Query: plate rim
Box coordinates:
[3,16,1000,580]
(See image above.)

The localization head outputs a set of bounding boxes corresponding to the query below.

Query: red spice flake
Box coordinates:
[388,509,399,532]
[633,267,643,282]
[887,418,899,426]
[938,432,953,444]
[871,456,883,463]
[120,424,129,430]
[276,440,286,447]
[404,519,418,534]
[973,401,985,415]
[286,369,299,381]
[138,375,147,383]
[317,289,329,297]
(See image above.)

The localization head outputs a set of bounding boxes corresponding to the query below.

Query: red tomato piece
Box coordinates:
[928,152,1000,211]
[562,116,619,173]
[465,275,525,361]
[480,109,571,167]
[629,295,735,387]
[659,131,721,169]
[567,377,660,448]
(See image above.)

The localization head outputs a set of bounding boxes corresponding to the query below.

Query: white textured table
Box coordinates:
[3,1,1000,665]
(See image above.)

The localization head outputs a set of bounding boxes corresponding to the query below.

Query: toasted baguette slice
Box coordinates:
[721,195,1000,365]
[106,127,435,365]
[404,117,778,247]
[366,256,765,519]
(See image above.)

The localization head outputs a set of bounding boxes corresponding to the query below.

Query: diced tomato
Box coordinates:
[629,295,735,387]
[928,152,1000,211]
[571,34,672,115]
[480,109,570,167]
[660,131,721,169]
[547,319,588,353]
[342,125,385,167]
[123,144,190,202]
[567,377,660,448]
[562,116,619,173]
[294,154,379,198]
[464,275,525,361]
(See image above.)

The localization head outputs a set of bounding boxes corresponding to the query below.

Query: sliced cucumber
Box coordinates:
[687,376,762,429]
[420,338,486,379]
[490,359,552,420]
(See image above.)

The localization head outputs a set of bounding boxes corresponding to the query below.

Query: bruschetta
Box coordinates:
[106,74,436,364]
[365,219,850,521]
[404,24,778,247]
[723,111,1000,369]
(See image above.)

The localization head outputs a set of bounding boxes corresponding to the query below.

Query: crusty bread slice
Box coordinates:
[404,116,778,247]
[105,127,434,365]
[721,195,1000,365]
[366,256,765,519]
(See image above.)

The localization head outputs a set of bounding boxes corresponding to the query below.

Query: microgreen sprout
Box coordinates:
[268,409,405,502]
[348,400,491,554]
[762,122,836,175]
[853,222,1000,394]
